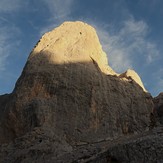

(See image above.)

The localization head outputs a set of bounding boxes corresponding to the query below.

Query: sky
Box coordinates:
[0,0,163,96]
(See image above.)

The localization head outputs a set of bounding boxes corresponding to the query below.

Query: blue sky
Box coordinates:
[0,0,163,96]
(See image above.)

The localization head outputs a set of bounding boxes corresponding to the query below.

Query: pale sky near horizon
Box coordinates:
[0,0,163,96]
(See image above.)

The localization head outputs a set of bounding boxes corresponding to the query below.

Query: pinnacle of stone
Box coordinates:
[28,21,116,75]
[119,69,147,92]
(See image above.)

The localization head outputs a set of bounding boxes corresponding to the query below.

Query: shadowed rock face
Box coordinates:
[87,127,163,163]
[0,58,153,144]
[0,21,155,162]
[153,92,163,124]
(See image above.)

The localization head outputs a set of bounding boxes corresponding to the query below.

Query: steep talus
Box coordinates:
[0,21,160,162]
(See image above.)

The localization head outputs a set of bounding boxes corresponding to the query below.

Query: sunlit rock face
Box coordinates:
[119,69,147,92]
[0,21,154,162]
[27,21,116,75]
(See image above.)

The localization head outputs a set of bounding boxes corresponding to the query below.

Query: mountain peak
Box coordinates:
[0,21,154,162]
[26,21,146,91]
[27,21,116,75]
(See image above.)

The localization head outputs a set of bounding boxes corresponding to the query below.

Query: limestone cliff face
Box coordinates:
[0,21,154,162]
[27,21,116,75]
[0,21,153,144]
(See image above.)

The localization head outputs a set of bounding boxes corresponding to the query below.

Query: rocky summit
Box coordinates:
[0,21,162,163]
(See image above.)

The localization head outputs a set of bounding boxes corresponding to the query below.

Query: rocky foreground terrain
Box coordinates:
[0,21,163,163]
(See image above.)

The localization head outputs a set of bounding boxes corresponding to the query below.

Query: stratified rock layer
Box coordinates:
[0,21,155,162]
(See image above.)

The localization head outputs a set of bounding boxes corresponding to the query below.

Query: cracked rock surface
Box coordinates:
[0,21,159,162]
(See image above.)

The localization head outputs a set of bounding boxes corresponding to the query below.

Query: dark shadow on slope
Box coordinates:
[0,50,153,145]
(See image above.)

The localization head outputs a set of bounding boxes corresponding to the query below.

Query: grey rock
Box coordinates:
[88,126,163,163]
[153,92,163,124]
[0,21,156,162]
